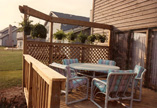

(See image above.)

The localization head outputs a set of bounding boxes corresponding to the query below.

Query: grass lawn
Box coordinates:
[0,47,22,89]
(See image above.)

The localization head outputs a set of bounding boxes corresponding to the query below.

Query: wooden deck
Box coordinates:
[60,88,157,108]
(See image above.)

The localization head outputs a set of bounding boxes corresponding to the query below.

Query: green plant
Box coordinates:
[53,29,66,40]
[67,31,77,42]
[97,33,107,43]
[88,34,96,43]
[18,17,33,35]
[77,32,88,43]
[31,23,47,39]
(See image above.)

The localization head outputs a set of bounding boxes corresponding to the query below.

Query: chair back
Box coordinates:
[107,72,137,95]
[49,62,75,88]
[134,65,146,78]
[63,59,79,65]
[98,59,116,66]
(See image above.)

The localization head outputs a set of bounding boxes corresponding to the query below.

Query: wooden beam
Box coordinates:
[19,5,113,30]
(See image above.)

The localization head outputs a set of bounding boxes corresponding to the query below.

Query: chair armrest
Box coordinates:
[135,78,141,80]
[69,77,88,81]
[92,78,107,85]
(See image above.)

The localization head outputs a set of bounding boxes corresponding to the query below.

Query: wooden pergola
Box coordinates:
[19,5,113,108]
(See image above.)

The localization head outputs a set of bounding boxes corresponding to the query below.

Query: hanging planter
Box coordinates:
[77,32,88,44]
[18,17,33,35]
[54,29,66,41]
[67,31,77,42]
[88,34,96,44]
[97,34,107,43]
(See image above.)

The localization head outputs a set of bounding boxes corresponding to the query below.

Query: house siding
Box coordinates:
[93,0,157,32]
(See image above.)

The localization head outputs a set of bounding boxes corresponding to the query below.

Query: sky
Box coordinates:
[0,0,93,30]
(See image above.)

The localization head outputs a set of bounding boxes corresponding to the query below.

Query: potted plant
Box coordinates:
[18,17,33,35]
[67,31,77,42]
[31,23,47,39]
[53,30,66,41]
[97,33,107,43]
[77,32,88,44]
[88,34,96,44]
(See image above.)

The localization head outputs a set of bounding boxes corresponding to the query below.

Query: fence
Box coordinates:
[26,41,110,65]
[23,54,66,108]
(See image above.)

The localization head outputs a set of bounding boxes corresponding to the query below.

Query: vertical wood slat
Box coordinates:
[22,57,25,89]
[48,81,61,108]
[28,62,33,108]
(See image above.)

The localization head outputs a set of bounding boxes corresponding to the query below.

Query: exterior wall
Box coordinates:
[12,30,17,46]
[93,0,157,32]
[17,40,23,49]
[2,36,9,46]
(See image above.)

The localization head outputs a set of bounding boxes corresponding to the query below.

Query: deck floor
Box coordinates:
[60,87,157,108]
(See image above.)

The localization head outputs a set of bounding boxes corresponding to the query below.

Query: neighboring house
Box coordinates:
[0,25,17,47]
[44,11,90,42]
[16,32,46,49]
[92,0,157,90]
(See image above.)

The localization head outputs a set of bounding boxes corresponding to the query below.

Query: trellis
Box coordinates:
[26,41,109,65]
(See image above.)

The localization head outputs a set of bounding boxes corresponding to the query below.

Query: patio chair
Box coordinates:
[97,59,116,74]
[90,70,137,108]
[133,65,146,101]
[62,59,79,65]
[98,59,116,66]
[49,62,89,105]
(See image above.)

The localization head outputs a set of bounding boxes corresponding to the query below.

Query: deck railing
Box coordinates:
[26,41,110,65]
[23,54,66,108]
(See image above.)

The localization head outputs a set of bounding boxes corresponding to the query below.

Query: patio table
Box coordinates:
[69,63,120,78]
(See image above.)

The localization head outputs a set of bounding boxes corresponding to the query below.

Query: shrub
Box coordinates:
[31,23,47,39]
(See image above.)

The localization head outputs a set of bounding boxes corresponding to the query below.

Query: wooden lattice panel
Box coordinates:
[52,43,109,64]
[26,41,110,65]
[52,45,81,64]
[83,46,109,63]
[26,42,50,65]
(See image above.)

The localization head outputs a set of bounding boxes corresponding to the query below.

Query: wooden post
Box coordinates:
[145,29,152,87]
[108,30,112,60]
[22,13,27,90]
[48,80,62,108]
[49,22,53,64]
[28,62,33,108]
[126,31,132,69]
[50,22,53,43]
[49,45,53,64]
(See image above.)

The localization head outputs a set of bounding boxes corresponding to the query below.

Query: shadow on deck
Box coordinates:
[60,88,157,108]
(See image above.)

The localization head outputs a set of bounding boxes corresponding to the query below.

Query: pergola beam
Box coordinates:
[19,5,113,30]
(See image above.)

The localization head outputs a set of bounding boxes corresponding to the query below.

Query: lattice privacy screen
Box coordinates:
[26,41,109,65]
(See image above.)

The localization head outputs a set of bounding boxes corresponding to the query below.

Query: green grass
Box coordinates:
[0,47,22,89]
[0,70,22,89]
[0,50,22,71]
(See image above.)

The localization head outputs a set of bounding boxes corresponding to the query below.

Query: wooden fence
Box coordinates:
[23,54,66,108]
[26,41,110,65]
